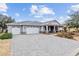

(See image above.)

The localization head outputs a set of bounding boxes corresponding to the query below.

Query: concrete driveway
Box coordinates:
[11,34,79,56]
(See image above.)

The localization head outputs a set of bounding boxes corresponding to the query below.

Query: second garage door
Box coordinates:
[26,27,39,34]
[12,27,20,34]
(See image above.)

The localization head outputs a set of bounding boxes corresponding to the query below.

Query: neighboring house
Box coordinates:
[7,20,61,34]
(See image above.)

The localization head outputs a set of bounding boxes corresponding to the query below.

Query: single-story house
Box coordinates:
[7,20,61,34]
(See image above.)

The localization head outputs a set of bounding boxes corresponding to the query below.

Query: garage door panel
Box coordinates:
[26,27,39,34]
[12,27,20,34]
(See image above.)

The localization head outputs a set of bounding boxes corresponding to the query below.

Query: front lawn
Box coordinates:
[0,33,12,40]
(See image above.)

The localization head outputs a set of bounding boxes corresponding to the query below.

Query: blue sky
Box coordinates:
[0,3,79,23]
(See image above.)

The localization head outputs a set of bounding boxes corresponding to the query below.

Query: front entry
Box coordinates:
[42,26,58,33]
[49,26,58,33]
[49,26,54,33]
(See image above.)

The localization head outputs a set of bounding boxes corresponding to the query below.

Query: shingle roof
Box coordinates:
[7,20,61,26]
[7,21,43,26]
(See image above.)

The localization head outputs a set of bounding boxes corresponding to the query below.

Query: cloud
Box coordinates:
[30,5,55,18]
[2,13,8,16]
[67,4,79,13]
[39,6,55,15]
[34,15,43,18]
[67,10,71,13]
[58,16,71,24]
[41,18,55,22]
[15,13,20,17]
[0,3,8,12]
[30,5,38,15]
[71,4,79,12]
[22,8,26,11]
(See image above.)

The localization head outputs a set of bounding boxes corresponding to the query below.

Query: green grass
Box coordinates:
[0,33,12,40]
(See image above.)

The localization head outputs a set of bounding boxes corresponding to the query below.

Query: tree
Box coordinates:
[65,12,79,32]
[0,14,15,33]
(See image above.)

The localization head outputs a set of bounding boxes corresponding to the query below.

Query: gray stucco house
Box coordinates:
[7,20,61,34]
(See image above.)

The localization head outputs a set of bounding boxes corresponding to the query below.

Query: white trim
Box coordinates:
[46,26,48,33]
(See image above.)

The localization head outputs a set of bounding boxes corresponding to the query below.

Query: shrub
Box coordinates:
[56,33,64,37]
[56,32,73,39]
[64,34,73,39]
[69,32,75,35]
[0,33,12,40]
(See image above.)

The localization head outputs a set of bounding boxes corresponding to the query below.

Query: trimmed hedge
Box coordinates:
[0,33,12,40]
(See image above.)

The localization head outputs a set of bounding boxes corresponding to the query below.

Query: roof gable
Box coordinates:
[43,20,60,26]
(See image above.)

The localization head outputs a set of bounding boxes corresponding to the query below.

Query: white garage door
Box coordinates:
[26,27,39,34]
[12,27,20,34]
